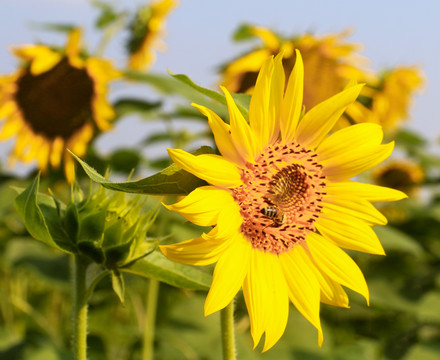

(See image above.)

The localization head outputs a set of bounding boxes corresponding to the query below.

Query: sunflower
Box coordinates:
[360,67,424,132]
[0,28,119,183]
[160,51,406,351]
[222,26,371,114]
[126,0,177,71]
[373,159,424,195]
[221,26,422,132]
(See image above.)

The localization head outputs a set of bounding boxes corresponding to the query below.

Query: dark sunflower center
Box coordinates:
[379,168,414,189]
[14,58,94,139]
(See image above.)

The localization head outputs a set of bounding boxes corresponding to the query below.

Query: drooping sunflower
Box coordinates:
[161,51,406,351]
[360,67,424,132]
[220,26,422,132]
[126,0,177,71]
[0,29,119,183]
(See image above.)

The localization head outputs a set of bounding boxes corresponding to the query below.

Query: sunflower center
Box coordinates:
[232,141,327,254]
[14,58,94,139]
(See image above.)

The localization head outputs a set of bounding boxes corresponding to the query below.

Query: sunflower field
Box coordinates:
[0,1,439,360]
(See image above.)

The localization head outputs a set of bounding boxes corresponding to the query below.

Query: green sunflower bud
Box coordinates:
[15,174,156,269]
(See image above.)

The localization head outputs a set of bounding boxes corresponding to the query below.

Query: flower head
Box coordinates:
[161,51,406,351]
[221,26,423,133]
[126,0,177,71]
[0,28,119,183]
[373,159,424,195]
[361,67,424,132]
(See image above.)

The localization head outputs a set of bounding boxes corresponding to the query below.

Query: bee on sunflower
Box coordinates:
[160,51,407,351]
[0,28,120,183]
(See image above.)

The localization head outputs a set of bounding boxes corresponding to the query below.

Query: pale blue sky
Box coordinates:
[1,0,439,172]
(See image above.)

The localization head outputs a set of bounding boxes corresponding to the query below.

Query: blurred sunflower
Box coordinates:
[360,67,424,132]
[0,28,119,183]
[161,51,406,350]
[373,159,424,195]
[126,0,177,71]
[220,25,423,132]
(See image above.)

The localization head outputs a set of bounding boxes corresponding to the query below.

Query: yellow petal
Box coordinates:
[306,232,369,304]
[163,186,236,227]
[49,137,64,168]
[326,181,407,202]
[36,138,51,172]
[242,250,289,352]
[192,103,243,166]
[322,197,388,225]
[204,204,243,242]
[13,45,62,75]
[92,96,114,131]
[205,233,251,315]
[322,142,395,180]
[0,113,23,139]
[221,86,257,163]
[280,246,323,346]
[63,152,76,184]
[295,83,364,149]
[316,215,385,255]
[167,148,242,188]
[160,228,233,266]
[0,100,17,120]
[249,54,282,150]
[310,268,350,308]
[280,50,304,144]
[317,123,383,162]
[66,28,82,61]
[250,26,280,50]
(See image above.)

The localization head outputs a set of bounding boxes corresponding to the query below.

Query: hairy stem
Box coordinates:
[72,255,89,360]
[220,300,237,360]
[142,278,160,360]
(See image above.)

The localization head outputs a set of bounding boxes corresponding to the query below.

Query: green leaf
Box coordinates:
[232,23,259,42]
[91,0,121,28]
[415,291,440,323]
[78,210,107,243]
[113,98,161,119]
[111,270,125,304]
[368,279,417,312]
[124,71,196,95]
[122,251,212,291]
[71,146,214,195]
[14,174,69,253]
[28,22,76,33]
[402,343,440,360]
[124,71,251,120]
[374,225,424,257]
[63,203,79,244]
[395,128,427,149]
[170,71,250,119]
[108,149,142,174]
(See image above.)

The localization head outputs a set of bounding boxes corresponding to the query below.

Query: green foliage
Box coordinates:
[13,174,212,294]
[2,3,440,360]
[170,71,251,119]
[72,146,214,195]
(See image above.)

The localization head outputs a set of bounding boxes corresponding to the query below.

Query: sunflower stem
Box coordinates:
[220,300,237,360]
[142,278,160,360]
[72,255,89,360]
